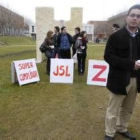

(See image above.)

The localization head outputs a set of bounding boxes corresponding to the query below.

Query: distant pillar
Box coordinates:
[36,7,83,62]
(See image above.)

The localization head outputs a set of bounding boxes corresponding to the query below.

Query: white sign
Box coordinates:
[12,59,40,86]
[87,60,109,86]
[11,62,18,83]
[50,59,74,84]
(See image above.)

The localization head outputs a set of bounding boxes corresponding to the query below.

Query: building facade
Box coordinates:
[0,5,24,36]
[87,21,110,40]
[83,24,94,41]
[108,11,127,28]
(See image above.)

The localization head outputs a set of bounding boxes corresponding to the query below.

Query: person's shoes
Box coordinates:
[104,135,114,140]
[117,131,136,140]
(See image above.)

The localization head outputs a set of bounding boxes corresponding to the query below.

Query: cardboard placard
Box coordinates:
[50,59,74,84]
[11,59,40,86]
[87,60,109,86]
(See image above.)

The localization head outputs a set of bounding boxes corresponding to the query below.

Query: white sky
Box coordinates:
[0,0,140,23]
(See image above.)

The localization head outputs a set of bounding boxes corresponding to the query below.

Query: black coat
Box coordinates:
[53,33,60,48]
[72,33,80,49]
[104,27,140,95]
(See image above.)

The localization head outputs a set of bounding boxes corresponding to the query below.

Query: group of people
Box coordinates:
[41,26,88,75]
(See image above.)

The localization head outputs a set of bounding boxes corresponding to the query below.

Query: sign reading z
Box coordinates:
[92,65,107,82]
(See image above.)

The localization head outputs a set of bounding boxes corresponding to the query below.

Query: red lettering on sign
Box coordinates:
[18,62,34,70]
[53,66,70,76]
[53,66,59,76]
[59,66,65,76]
[19,71,38,81]
[66,66,70,76]
[92,65,107,82]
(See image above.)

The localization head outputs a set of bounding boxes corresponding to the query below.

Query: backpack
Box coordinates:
[39,42,47,53]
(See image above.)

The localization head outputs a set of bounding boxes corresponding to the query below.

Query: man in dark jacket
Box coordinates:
[72,27,80,56]
[104,5,140,140]
[53,26,60,58]
[57,26,72,59]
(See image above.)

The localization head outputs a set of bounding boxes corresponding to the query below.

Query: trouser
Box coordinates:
[54,47,60,58]
[77,53,86,74]
[105,78,137,137]
[46,57,51,73]
[72,48,76,56]
[60,49,71,59]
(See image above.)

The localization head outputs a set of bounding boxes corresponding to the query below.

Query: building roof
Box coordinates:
[108,11,128,21]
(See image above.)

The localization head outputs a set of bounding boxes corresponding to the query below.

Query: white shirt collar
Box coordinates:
[126,27,139,38]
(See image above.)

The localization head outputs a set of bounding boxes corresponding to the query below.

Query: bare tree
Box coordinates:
[0,5,25,36]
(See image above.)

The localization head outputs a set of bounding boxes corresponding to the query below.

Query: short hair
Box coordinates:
[75,27,80,32]
[80,31,86,37]
[113,24,120,29]
[61,26,66,31]
[54,26,60,32]
[127,4,140,15]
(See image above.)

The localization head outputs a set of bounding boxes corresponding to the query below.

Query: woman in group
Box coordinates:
[42,30,54,75]
[75,31,88,76]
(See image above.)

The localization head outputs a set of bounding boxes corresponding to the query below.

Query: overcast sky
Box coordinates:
[0,0,140,23]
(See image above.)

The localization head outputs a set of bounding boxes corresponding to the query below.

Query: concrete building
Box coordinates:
[87,21,109,40]
[108,11,127,28]
[0,5,24,36]
[24,24,36,40]
[30,24,36,40]
[83,24,94,41]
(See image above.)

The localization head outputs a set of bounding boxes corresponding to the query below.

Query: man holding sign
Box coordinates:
[104,5,140,140]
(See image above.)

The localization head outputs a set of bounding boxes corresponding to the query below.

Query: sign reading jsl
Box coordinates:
[50,59,74,84]
[53,66,70,76]
[87,60,109,86]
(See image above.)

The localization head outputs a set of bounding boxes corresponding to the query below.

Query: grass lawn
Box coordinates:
[0,38,140,140]
[0,36,35,45]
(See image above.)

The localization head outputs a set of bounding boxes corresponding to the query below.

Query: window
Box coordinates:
[32,26,34,32]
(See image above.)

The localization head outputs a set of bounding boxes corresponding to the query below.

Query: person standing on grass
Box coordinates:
[104,5,140,140]
[53,26,60,58]
[75,31,88,76]
[57,26,72,59]
[72,27,81,56]
[42,30,54,75]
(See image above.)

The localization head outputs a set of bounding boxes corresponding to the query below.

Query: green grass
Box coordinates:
[0,36,35,45]
[0,40,140,140]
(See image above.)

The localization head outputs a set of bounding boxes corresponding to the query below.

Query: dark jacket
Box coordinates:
[42,38,54,49]
[104,27,140,95]
[76,37,88,54]
[43,38,54,58]
[57,33,72,49]
[53,33,60,48]
[72,33,80,49]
